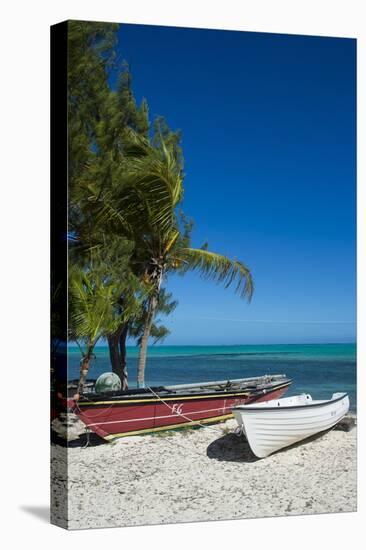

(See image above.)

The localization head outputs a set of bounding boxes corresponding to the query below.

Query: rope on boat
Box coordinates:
[146,386,230,433]
[234,425,244,437]
[73,397,115,418]
[81,428,91,449]
[134,386,235,457]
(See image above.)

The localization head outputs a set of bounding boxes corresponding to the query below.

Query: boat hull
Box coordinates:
[232,393,350,458]
[71,380,291,440]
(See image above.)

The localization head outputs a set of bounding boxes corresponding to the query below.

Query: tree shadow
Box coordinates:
[51,430,107,448]
[20,505,50,523]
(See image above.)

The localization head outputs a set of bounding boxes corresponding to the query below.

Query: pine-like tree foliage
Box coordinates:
[68,21,118,194]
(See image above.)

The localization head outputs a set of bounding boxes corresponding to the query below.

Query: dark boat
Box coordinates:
[67,374,292,440]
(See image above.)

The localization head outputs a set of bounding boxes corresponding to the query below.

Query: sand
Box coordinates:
[51,417,357,530]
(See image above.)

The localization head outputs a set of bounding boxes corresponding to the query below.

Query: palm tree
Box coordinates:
[68,265,142,397]
[111,288,177,389]
[135,242,253,387]
[92,132,254,387]
[69,229,145,390]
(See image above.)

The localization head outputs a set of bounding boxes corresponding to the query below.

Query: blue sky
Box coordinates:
[114,24,356,345]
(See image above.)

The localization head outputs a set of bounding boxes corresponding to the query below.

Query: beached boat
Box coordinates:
[67,374,291,440]
[232,392,349,458]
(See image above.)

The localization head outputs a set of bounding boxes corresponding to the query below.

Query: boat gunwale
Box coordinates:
[68,374,290,396]
[74,380,292,407]
[232,392,348,412]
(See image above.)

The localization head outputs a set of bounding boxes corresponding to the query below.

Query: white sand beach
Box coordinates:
[51,417,356,530]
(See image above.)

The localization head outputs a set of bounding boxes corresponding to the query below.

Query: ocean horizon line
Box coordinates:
[67,341,356,348]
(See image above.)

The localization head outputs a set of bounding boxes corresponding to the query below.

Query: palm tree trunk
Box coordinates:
[137,294,159,388]
[75,349,92,398]
[119,324,129,390]
[107,324,129,390]
[107,332,120,372]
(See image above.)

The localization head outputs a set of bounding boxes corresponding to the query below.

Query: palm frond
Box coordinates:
[88,131,183,239]
[68,268,141,346]
[173,247,254,301]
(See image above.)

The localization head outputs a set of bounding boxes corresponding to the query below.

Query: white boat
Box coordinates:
[232,392,349,458]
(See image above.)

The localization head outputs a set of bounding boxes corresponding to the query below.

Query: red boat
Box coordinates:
[68,374,291,441]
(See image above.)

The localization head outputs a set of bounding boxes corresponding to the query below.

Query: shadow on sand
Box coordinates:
[206,433,259,463]
[51,430,107,448]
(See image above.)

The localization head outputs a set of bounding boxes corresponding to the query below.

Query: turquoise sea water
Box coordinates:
[68,343,357,411]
